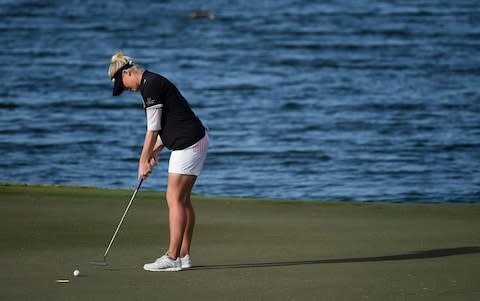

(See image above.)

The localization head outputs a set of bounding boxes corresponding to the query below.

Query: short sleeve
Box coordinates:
[141,72,165,131]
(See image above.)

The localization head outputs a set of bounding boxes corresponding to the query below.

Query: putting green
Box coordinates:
[1,184,479,300]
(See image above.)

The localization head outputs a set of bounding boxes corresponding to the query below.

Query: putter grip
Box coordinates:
[136,178,143,190]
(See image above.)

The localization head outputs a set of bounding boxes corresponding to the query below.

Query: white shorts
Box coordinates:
[168,134,209,176]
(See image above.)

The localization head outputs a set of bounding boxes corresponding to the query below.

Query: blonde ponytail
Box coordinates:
[108,51,134,79]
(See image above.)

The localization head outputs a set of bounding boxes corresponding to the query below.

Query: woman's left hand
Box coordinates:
[149,151,159,167]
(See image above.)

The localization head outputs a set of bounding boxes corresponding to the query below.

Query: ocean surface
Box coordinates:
[1,0,479,203]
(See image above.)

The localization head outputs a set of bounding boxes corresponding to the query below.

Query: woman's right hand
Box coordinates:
[138,160,153,180]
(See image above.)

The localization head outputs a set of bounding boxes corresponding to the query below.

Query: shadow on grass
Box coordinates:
[190,246,480,271]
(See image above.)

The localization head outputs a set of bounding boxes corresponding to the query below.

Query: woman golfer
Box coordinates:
[108,52,208,271]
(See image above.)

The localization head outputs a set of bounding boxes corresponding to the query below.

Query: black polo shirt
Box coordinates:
[140,71,205,150]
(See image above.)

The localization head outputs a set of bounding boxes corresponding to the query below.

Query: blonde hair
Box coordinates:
[108,52,142,79]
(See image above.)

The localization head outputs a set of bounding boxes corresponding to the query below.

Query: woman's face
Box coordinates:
[122,70,140,92]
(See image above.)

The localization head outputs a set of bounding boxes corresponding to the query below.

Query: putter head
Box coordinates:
[90,258,108,267]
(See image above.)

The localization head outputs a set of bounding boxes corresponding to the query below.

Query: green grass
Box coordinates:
[1,184,480,300]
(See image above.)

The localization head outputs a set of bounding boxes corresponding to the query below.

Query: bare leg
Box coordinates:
[180,191,195,258]
[166,173,197,259]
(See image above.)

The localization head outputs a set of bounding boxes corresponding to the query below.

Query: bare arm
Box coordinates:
[149,135,164,167]
[138,130,159,180]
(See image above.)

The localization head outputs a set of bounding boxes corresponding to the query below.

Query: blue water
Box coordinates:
[1,0,479,203]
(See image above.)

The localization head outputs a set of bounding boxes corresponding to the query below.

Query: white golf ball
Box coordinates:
[73,269,80,277]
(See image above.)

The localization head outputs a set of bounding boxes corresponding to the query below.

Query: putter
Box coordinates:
[90,178,143,266]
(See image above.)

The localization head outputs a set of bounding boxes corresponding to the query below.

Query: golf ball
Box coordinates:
[73,269,80,277]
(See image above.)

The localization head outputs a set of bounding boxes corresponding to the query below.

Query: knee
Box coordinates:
[166,192,188,207]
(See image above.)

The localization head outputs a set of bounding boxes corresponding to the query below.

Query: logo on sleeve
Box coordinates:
[146,97,156,106]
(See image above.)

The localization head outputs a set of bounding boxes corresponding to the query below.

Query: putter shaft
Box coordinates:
[93,179,143,265]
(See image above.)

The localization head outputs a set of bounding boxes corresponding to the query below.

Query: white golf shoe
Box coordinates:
[180,254,192,269]
[143,254,182,272]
